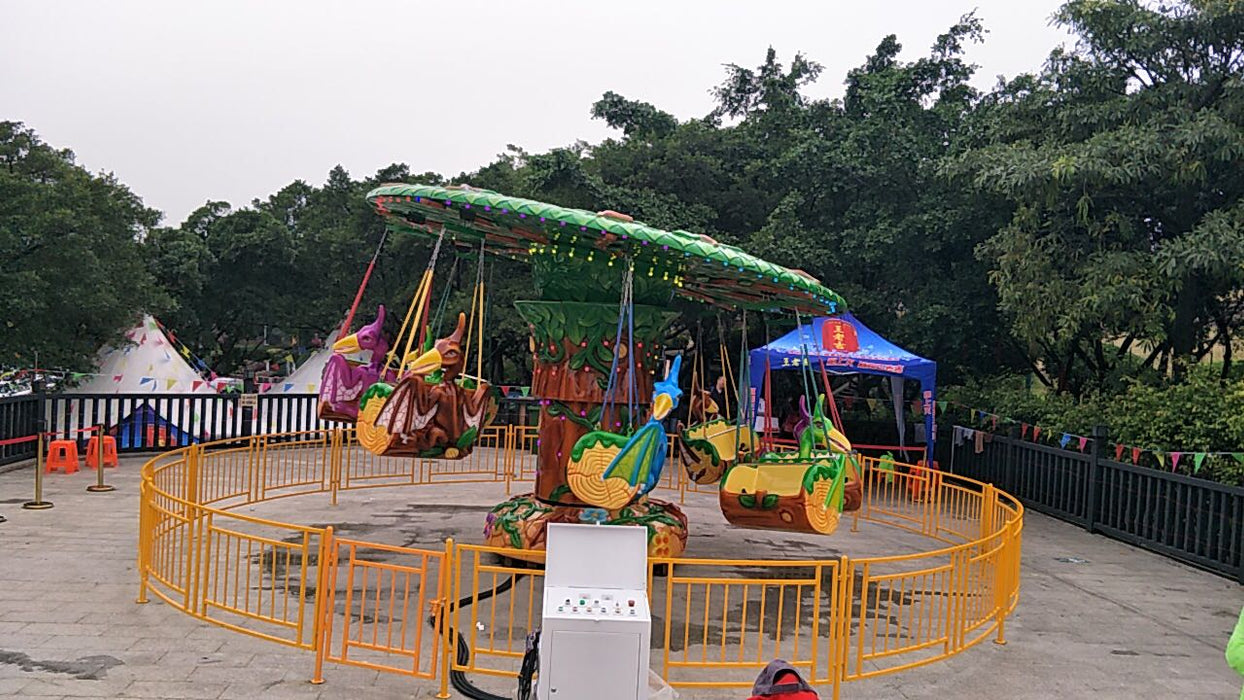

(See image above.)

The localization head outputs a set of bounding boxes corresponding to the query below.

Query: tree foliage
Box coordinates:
[955,0,1244,392]
[0,121,165,369]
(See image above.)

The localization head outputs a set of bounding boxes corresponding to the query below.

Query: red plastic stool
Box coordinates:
[85,435,119,469]
[46,440,80,474]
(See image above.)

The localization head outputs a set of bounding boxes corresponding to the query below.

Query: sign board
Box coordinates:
[238,393,259,409]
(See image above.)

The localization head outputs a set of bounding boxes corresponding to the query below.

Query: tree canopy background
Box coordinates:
[5,0,1243,480]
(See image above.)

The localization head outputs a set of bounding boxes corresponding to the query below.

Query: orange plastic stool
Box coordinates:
[85,435,119,469]
[46,440,80,474]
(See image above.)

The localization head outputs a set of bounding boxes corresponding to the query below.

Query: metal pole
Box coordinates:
[23,430,53,510]
[1085,425,1107,534]
[87,424,115,493]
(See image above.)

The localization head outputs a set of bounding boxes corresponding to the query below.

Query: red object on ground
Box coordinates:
[84,435,119,469]
[46,440,80,474]
[746,670,820,699]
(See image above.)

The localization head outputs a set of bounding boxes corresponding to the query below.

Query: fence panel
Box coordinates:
[319,538,446,679]
[45,393,244,452]
[952,425,1244,582]
[952,431,1090,526]
[197,509,326,648]
[650,558,840,691]
[451,545,545,679]
[1094,458,1244,580]
[510,425,539,483]
[0,394,40,466]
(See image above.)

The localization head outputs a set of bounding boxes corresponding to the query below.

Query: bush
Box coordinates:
[945,367,1244,486]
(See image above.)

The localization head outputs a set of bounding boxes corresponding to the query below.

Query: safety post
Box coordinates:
[328,429,342,506]
[311,525,335,685]
[87,425,115,493]
[22,430,53,510]
[136,478,150,603]
[437,537,454,699]
[994,520,1014,646]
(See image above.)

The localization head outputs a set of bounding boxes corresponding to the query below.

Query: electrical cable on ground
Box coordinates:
[427,567,540,700]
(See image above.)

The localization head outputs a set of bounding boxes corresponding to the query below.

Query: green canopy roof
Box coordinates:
[367,184,845,315]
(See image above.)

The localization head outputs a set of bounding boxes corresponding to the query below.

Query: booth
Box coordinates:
[748,313,937,466]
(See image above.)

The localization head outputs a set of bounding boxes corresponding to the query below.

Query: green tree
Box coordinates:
[0,121,165,371]
[956,0,1244,391]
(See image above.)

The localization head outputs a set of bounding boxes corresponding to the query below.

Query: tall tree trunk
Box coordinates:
[1170,274,1201,381]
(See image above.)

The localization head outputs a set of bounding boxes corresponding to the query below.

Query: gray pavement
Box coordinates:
[0,454,1241,699]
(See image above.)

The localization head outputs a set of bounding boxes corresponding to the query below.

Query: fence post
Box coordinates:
[329,429,342,506]
[437,537,454,700]
[136,478,150,603]
[1086,425,1107,534]
[311,525,335,685]
[182,445,202,612]
[994,522,1011,646]
[1235,497,1244,586]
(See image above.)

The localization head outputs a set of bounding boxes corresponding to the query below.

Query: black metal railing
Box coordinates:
[0,391,539,458]
[0,395,41,466]
[951,426,1244,583]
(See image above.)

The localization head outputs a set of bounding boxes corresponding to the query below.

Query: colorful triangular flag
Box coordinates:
[112,375,123,383]
[937,400,947,414]
[1078,436,1088,452]
[165,378,176,390]
[1021,423,1029,439]
[866,398,878,413]
[192,380,203,391]
[1059,433,1071,448]
[520,387,530,396]
[1170,452,1182,471]
[1155,452,1165,469]
[1131,447,1142,464]
[1114,444,1125,461]
[1193,453,1206,473]
[1032,426,1042,441]
[140,377,154,385]
[283,383,293,391]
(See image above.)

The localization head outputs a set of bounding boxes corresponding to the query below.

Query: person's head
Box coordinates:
[715,376,727,392]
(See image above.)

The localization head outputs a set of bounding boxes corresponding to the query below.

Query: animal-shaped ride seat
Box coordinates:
[355,313,497,459]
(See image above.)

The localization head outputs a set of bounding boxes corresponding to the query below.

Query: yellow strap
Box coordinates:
[463,279,486,379]
[719,338,734,418]
[385,270,432,373]
[476,280,485,379]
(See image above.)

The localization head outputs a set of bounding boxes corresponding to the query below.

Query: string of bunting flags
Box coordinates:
[1,367,214,392]
[853,394,1241,477]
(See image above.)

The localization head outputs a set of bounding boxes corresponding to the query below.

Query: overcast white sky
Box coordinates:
[3,1,1072,226]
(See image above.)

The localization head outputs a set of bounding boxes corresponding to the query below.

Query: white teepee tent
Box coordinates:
[268,330,338,394]
[66,315,215,395]
[56,315,225,446]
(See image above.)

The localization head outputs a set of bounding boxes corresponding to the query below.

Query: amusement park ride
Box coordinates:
[319,184,863,558]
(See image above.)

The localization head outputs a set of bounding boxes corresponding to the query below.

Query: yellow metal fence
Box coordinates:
[138,426,1023,699]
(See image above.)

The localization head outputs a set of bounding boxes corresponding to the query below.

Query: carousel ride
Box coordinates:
[323,184,864,558]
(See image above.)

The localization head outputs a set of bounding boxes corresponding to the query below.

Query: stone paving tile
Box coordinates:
[3,454,1243,699]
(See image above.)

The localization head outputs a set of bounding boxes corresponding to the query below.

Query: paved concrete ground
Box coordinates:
[1,454,1241,699]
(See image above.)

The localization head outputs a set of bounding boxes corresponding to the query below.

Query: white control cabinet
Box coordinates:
[538,523,651,700]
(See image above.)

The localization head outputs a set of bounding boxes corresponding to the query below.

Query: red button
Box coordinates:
[628,600,635,607]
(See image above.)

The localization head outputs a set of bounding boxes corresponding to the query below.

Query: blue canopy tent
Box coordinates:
[748,313,937,466]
